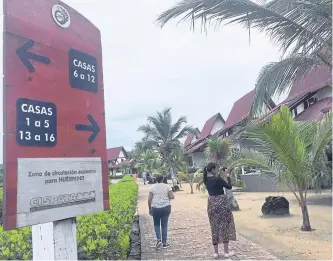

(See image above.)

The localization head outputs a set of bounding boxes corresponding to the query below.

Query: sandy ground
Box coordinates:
[232,191,332,260]
[178,183,332,260]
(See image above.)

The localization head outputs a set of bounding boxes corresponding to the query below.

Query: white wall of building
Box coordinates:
[116,150,125,164]
[296,102,305,115]
[188,152,206,168]
[210,117,224,135]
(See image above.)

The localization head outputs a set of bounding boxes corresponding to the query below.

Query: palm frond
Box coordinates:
[230,148,279,174]
[137,124,153,134]
[249,54,328,118]
[157,0,331,56]
[205,137,232,166]
[311,111,333,163]
[169,116,187,138]
[243,106,311,186]
[174,126,193,140]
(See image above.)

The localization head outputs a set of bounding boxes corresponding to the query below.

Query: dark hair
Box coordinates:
[155,174,164,183]
[203,162,216,184]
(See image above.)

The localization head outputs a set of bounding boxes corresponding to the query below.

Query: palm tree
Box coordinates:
[231,106,332,231]
[157,0,332,117]
[135,149,159,174]
[133,137,155,158]
[138,108,193,184]
[205,138,240,210]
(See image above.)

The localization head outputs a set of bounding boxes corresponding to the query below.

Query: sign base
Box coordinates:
[32,218,78,260]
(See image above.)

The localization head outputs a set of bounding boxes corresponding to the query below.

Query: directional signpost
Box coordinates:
[3,0,109,259]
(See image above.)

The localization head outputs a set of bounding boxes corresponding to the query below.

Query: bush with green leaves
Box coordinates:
[0,189,3,225]
[77,176,138,259]
[109,174,124,180]
[0,176,138,260]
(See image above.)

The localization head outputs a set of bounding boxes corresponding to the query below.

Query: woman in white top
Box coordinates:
[148,174,175,249]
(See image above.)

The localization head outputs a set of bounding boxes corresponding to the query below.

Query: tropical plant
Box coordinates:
[172,148,188,172]
[205,138,240,210]
[135,149,159,174]
[0,177,138,260]
[133,137,155,157]
[138,108,193,184]
[157,0,332,117]
[205,138,232,167]
[178,170,196,194]
[152,162,169,175]
[231,106,332,231]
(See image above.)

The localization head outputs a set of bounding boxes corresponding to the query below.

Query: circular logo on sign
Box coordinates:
[52,5,70,28]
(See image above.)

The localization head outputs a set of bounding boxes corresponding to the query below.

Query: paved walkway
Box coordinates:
[138,182,279,260]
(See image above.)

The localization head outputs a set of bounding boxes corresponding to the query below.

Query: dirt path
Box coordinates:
[138,182,278,260]
[233,191,332,260]
[138,182,332,260]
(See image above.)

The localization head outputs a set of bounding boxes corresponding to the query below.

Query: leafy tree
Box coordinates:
[205,138,240,210]
[178,170,196,194]
[157,0,332,117]
[135,149,159,174]
[231,106,332,231]
[152,162,169,175]
[138,108,193,184]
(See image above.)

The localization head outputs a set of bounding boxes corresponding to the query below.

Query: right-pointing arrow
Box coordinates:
[75,115,100,143]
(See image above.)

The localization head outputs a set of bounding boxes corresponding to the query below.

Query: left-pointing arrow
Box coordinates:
[16,40,51,73]
[75,115,100,143]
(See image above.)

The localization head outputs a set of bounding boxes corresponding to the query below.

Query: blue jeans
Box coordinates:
[152,205,171,244]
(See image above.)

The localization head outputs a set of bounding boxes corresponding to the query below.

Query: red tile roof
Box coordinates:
[107,146,126,161]
[224,90,255,129]
[199,113,225,139]
[113,158,135,168]
[295,97,332,121]
[288,67,332,100]
[184,128,200,147]
[184,134,194,147]
[187,140,206,153]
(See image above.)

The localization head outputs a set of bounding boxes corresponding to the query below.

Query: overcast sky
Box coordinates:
[0,0,284,162]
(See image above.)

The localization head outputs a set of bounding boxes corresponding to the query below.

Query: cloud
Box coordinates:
[0,0,282,162]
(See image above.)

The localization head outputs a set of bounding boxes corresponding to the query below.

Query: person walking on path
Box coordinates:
[148,174,175,249]
[203,162,237,259]
[142,171,147,185]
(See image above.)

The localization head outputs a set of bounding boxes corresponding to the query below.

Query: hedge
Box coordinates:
[109,174,124,180]
[0,176,138,260]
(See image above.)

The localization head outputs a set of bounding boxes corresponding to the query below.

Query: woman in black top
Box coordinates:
[203,162,237,259]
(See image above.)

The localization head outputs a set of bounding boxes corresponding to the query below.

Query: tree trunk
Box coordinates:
[225,189,240,211]
[300,201,312,231]
[167,154,176,186]
[190,184,193,194]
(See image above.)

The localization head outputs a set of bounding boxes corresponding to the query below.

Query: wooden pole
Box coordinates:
[32,218,78,260]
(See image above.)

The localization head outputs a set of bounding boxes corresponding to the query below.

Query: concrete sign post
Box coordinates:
[3,0,109,259]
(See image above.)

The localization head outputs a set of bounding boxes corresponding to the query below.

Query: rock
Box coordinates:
[262,196,290,216]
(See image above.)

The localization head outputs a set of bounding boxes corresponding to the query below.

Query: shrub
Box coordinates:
[77,176,138,259]
[109,174,124,180]
[0,189,3,225]
[0,176,138,260]
[0,226,32,260]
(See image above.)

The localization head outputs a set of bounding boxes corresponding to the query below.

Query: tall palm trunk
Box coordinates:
[299,192,312,231]
[167,154,176,186]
